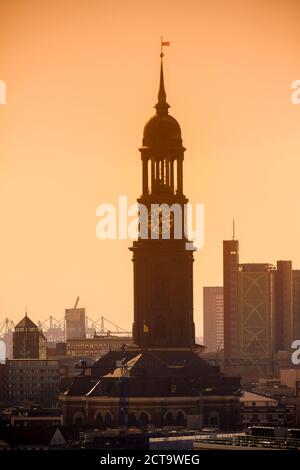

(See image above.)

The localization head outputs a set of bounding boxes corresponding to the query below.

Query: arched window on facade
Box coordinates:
[104,412,113,428]
[175,411,186,427]
[164,411,174,427]
[73,411,86,426]
[139,412,149,429]
[127,412,138,427]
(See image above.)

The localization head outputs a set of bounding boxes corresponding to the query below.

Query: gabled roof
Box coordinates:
[241,391,278,404]
[49,428,67,446]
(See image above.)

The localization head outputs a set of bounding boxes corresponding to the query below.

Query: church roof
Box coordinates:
[64,375,100,396]
[64,348,241,398]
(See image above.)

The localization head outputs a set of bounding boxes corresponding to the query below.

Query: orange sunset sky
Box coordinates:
[1,0,300,336]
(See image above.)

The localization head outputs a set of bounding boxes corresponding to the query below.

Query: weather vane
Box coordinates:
[160,37,170,58]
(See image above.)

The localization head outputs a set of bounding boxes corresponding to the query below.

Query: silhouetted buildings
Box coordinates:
[248,371,300,426]
[239,391,294,429]
[238,263,275,378]
[275,260,293,352]
[61,56,241,431]
[223,238,300,381]
[5,359,60,407]
[0,363,5,402]
[66,335,133,360]
[293,270,300,341]
[203,287,224,352]
[223,239,239,366]
[0,426,68,450]
[13,314,46,359]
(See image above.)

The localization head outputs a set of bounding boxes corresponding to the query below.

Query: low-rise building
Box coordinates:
[66,335,133,360]
[240,391,295,429]
[0,427,67,450]
[10,408,63,427]
[280,369,300,394]
[5,359,60,407]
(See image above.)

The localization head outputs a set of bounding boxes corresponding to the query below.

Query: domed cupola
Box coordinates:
[142,55,184,151]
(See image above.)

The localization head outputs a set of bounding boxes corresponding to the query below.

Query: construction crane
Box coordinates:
[86,316,131,336]
[2,310,132,343]
[36,316,65,342]
[0,318,14,337]
[37,316,64,330]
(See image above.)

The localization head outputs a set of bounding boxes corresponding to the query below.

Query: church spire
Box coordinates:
[155,46,170,115]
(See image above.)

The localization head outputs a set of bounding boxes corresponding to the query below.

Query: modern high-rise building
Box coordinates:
[203,286,224,352]
[238,263,276,379]
[223,239,239,367]
[292,270,300,341]
[223,235,296,379]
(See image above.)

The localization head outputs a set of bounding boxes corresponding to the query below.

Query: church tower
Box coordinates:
[62,51,241,432]
[130,53,196,348]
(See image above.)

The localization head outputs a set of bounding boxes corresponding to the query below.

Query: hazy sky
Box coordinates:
[1,0,300,336]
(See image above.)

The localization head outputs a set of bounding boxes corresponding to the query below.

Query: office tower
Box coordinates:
[203,286,224,352]
[223,239,239,369]
[274,261,293,352]
[238,263,275,379]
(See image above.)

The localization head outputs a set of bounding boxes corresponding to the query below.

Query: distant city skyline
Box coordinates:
[1,0,300,337]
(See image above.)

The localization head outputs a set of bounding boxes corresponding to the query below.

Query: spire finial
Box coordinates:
[155,38,170,115]
[232,219,235,240]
